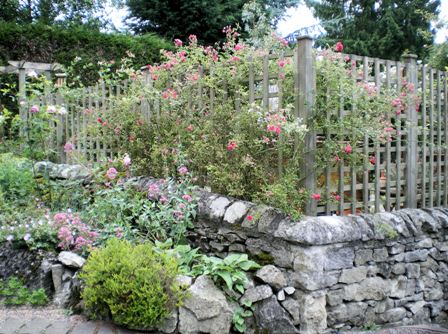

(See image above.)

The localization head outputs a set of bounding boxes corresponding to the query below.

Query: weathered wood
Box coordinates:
[297,36,317,215]
[421,65,427,208]
[403,54,418,208]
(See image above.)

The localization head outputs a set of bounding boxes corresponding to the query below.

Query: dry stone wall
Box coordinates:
[188,190,448,333]
[6,164,447,333]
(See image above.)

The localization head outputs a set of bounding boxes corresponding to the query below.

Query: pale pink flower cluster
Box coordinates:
[52,212,98,252]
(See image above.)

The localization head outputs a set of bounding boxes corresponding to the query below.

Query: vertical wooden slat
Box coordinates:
[444,73,448,206]
[325,86,331,215]
[436,70,442,206]
[421,65,427,208]
[95,83,101,162]
[404,54,418,208]
[429,68,435,206]
[385,60,392,211]
[351,57,357,214]
[297,36,317,215]
[262,55,269,111]
[374,58,381,212]
[249,57,255,105]
[395,61,403,210]
[362,56,369,213]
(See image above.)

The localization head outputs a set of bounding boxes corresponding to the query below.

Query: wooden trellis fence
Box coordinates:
[15,37,448,216]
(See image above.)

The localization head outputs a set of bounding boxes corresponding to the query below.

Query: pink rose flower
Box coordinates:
[106,167,118,180]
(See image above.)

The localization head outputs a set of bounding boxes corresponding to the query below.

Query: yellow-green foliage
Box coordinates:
[80,239,185,328]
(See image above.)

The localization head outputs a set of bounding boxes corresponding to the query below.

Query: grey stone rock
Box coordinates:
[293,246,325,272]
[284,286,295,295]
[209,197,231,222]
[434,241,448,252]
[355,249,373,266]
[281,298,301,325]
[392,263,406,275]
[241,285,273,304]
[327,302,368,327]
[176,275,193,287]
[254,296,298,333]
[255,265,287,290]
[257,207,283,234]
[51,264,64,293]
[407,301,427,315]
[179,275,232,334]
[157,309,178,333]
[404,249,429,262]
[223,201,249,225]
[379,307,406,323]
[326,289,344,307]
[390,276,407,299]
[325,247,354,270]
[405,263,421,278]
[388,244,405,255]
[277,289,286,301]
[339,266,367,284]
[228,244,245,253]
[394,293,424,307]
[57,251,85,268]
[274,215,361,245]
[415,238,433,248]
[299,293,327,334]
[343,277,390,301]
[289,270,339,291]
[373,248,388,262]
[424,287,443,300]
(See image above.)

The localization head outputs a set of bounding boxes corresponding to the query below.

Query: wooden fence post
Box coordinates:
[403,54,418,208]
[297,36,317,215]
[18,63,27,137]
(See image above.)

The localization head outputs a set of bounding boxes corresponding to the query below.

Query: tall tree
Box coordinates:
[0,0,114,28]
[125,0,300,44]
[306,0,440,60]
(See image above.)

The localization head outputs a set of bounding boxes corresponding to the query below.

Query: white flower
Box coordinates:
[27,70,38,78]
[47,105,57,113]
[23,233,31,241]
[58,106,67,115]
[6,235,14,241]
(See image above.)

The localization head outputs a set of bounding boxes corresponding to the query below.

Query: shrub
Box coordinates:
[0,277,48,306]
[80,239,185,328]
[0,153,35,206]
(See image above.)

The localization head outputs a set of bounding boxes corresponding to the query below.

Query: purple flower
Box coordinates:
[106,167,118,180]
[29,105,40,113]
[23,233,31,241]
[178,166,188,175]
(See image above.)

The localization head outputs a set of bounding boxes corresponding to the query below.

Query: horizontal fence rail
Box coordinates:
[22,37,448,217]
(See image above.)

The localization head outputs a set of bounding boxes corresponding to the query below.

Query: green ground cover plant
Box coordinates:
[0,277,48,306]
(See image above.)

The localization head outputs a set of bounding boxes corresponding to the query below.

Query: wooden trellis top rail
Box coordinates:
[0,61,63,74]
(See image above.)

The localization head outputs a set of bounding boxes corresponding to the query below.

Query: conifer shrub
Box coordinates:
[80,238,185,328]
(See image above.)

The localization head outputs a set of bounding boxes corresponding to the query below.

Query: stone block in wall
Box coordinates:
[378,307,407,324]
[434,241,448,252]
[246,238,294,268]
[223,201,250,225]
[255,265,287,291]
[373,248,389,262]
[281,297,301,325]
[327,302,368,327]
[241,285,273,304]
[256,207,284,234]
[179,275,232,334]
[298,292,327,334]
[389,244,405,255]
[208,197,231,223]
[415,238,433,249]
[324,247,354,270]
[254,295,298,333]
[355,249,373,266]
[404,249,429,262]
[405,263,421,278]
[343,277,391,301]
[339,267,367,284]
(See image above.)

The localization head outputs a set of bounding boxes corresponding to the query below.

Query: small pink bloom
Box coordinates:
[30,105,39,113]
[227,140,238,151]
[277,59,286,68]
[174,39,183,47]
[344,144,352,154]
[123,154,131,167]
[189,34,197,43]
[311,193,321,200]
[334,194,341,201]
[247,215,253,221]
[186,124,194,132]
[148,183,160,198]
[182,194,192,202]
[162,91,170,99]
[234,44,243,51]
[105,167,118,180]
[369,155,376,165]
[335,41,344,52]
[64,142,75,153]
[178,166,189,175]
[231,56,240,62]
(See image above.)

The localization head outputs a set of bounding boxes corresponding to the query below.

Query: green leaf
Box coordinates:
[217,271,233,290]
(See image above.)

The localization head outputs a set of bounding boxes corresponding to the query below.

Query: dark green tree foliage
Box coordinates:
[429,41,448,70]
[0,22,171,85]
[306,0,440,60]
[125,0,300,44]
[0,0,112,28]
